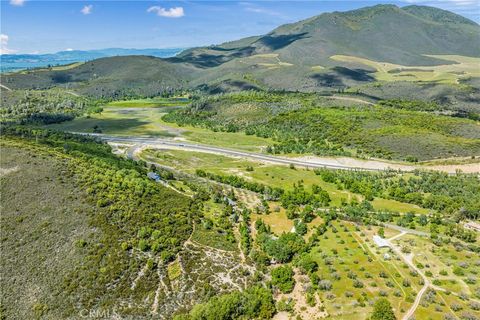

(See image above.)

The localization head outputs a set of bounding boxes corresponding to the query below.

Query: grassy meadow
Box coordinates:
[47,104,274,152]
[331,54,480,84]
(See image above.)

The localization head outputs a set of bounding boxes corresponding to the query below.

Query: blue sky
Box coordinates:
[1,0,479,54]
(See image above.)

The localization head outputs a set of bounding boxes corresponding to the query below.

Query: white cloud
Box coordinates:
[0,34,17,54]
[147,6,184,18]
[81,4,93,15]
[9,0,25,6]
[65,48,74,51]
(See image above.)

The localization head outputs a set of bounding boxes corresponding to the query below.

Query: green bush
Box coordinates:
[271,265,295,293]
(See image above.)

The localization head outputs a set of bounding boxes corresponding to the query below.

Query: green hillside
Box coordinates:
[2,55,197,98]
[174,4,479,68]
[2,5,479,98]
[0,130,197,318]
[163,91,480,161]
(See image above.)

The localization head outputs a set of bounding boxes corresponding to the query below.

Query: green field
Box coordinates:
[331,54,480,84]
[107,97,190,108]
[163,91,480,161]
[394,234,480,296]
[47,105,274,152]
[141,148,430,214]
[305,221,418,319]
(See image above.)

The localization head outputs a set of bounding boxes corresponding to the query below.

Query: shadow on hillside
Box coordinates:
[168,32,309,68]
[311,73,345,87]
[311,67,375,87]
[331,67,375,82]
[168,47,255,68]
[58,118,153,135]
[198,80,260,94]
[255,32,309,50]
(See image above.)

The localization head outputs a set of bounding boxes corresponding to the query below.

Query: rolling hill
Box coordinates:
[0,47,184,73]
[2,4,479,98]
[176,4,479,68]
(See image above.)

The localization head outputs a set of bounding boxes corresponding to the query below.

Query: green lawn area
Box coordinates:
[107,97,190,108]
[372,198,430,215]
[47,105,273,152]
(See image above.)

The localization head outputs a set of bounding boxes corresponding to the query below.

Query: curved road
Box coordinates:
[86,133,411,172]
[81,133,477,174]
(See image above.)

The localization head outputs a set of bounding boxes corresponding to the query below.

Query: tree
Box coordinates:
[296,254,318,274]
[271,265,295,293]
[294,220,307,235]
[264,232,305,263]
[184,286,275,320]
[417,214,428,226]
[378,227,385,238]
[370,298,396,320]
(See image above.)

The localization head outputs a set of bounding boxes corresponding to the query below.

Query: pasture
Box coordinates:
[331,54,480,84]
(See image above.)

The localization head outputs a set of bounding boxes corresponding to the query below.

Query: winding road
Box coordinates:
[81,133,479,174]
[83,133,425,172]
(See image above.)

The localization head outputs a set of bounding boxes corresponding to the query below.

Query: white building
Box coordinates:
[373,235,390,248]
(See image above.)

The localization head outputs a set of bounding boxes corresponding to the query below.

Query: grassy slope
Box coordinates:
[0,145,96,319]
[2,56,197,99]
[0,134,195,319]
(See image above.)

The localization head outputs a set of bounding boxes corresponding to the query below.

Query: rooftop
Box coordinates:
[373,235,390,248]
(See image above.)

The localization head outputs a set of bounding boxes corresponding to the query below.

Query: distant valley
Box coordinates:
[0,47,185,73]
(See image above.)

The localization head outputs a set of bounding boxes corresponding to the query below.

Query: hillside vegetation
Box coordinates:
[2,56,196,99]
[0,129,196,318]
[164,91,480,161]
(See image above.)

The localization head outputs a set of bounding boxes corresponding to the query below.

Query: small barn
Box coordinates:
[373,235,390,248]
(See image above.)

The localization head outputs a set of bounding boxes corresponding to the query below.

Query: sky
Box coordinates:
[1,0,479,54]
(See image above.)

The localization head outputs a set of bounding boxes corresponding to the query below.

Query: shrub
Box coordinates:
[318,280,333,291]
[183,286,275,320]
[296,254,318,274]
[370,298,396,320]
[271,266,295,294]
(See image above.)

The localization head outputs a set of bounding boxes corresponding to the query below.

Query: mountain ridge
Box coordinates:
[2,4,479,97]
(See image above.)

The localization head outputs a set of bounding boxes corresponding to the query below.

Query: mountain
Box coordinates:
[0,47,185,73]
[174,4,479,68]
[2,5,479,97]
